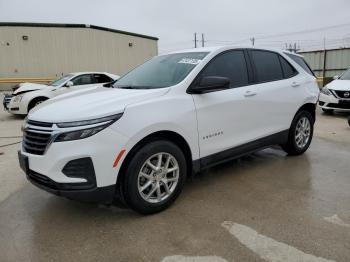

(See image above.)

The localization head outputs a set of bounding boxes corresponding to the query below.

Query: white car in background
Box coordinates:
[6,72,119,115]
[319,68,350,113]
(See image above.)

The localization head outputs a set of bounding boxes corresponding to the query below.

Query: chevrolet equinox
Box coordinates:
[18,46,319,214]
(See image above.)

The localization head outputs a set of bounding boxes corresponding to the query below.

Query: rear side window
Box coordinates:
[251,50,283,82]
[71,74,94,85]
[94,74,113,83]
[279,56,297,78]
[285,53,314,76]
[200,50,249,88]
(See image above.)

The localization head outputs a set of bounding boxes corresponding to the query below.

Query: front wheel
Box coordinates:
[122,140,187,214]
[281,111,314,155]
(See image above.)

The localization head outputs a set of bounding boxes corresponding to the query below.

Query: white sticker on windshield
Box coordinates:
[178,58,202,65]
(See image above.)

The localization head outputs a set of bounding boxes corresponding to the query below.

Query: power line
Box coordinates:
[254,22,350,40]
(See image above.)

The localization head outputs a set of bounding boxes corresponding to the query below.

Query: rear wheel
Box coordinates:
[122,140,187,214]
[281,111,314,155]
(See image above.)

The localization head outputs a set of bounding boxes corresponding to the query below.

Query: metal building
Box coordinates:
[298,47,350,86]
[0,22,158,90]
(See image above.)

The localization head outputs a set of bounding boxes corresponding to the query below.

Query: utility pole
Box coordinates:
[201,33,205,47]
[322,37,327,83]
[285,42,300,53]
[194,33,197,48]
[250,37,255,46]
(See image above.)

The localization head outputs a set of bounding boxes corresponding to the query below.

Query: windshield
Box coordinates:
[340,69,350,80]
[49,74,74,87]
[114,52,209,89]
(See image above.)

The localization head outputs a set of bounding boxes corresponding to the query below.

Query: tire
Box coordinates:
[122,140,187,214]
[322,108,333,114]
[281,111,314,156]
[28,98,47,112]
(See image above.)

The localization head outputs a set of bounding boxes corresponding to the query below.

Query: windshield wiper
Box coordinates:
[117,85,136,89]
[117,85,160,90]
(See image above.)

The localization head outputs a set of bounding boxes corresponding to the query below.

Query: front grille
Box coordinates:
[23,121,53,155]
[3,94,13,109]
[334,90,350,99]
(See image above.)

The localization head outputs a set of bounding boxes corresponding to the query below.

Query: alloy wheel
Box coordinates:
[295,117,311,148]
[137,152,179,204]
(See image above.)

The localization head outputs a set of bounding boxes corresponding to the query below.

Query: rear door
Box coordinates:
[246,49,302,135]
[93,74,114,85]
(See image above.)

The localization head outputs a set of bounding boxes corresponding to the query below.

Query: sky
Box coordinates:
[1,0,350,53]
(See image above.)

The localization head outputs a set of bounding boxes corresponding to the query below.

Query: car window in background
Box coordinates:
[279,56,297,78]
[94,74,113,83]
[200,50,249,88]
[285,53,315,76]
[49,74,74,87]
[339,69,350,80]
[72,74,94,85]
[251,50,283,82]
[114,52,209,89]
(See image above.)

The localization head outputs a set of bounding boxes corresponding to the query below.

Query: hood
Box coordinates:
[327,79,350,91]
[13,82,48,95]
[29,87,169,123]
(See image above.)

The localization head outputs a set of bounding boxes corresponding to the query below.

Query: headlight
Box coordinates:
[321,87,332,96]
[54,113,123,142]
[13,94,24,102]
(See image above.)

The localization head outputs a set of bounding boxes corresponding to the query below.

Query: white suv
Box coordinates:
[18,46,319,214]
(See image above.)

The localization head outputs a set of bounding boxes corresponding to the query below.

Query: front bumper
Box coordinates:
[27,168,115,203]
[19,126,129,203]
[318,92,350,112]
[7,99,28,115]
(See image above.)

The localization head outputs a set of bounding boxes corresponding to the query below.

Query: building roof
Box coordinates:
[165,45,297,55]
[0,22,158,41]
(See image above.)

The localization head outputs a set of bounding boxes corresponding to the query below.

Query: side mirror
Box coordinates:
[65,81,74,87]
[333,75,339,80]
[189,76,230,94]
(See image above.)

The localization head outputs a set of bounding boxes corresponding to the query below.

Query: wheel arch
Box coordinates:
[115,130,194,203]
[28,96,49,112]
[296,103,316,122]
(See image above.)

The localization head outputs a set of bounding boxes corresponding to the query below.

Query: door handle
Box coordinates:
[291,82,300,88]
[244,90,257,97]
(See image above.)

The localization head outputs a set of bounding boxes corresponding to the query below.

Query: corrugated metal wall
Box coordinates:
[0,25,158,90]
[300,48,350,78]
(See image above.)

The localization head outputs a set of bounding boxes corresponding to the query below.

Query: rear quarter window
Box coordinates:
[285,53,315,76]
[279,56,297,78]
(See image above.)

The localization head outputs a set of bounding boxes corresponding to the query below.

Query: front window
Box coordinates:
[339,69,350,80]
[114,52,209,89]
[49,74,74,87]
